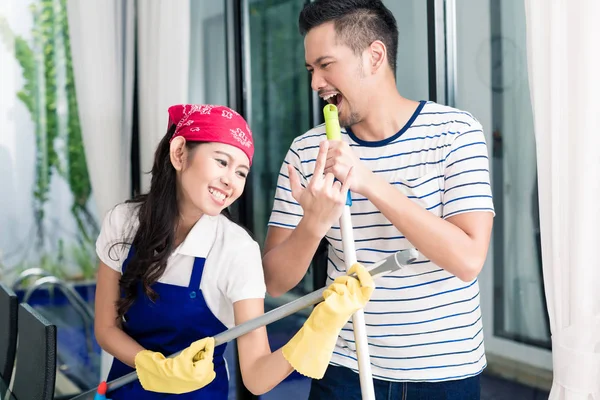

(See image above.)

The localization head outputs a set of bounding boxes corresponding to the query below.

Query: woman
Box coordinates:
[94,104,372,399]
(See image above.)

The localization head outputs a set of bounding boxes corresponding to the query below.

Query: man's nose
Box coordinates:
[311,70,327,92]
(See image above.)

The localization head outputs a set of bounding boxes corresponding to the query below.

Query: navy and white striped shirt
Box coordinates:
[268,101,495,382]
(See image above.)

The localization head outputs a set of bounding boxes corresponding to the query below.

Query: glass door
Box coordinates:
[454,0,552,372]
[243,0,314,301]
[241,2,314,399]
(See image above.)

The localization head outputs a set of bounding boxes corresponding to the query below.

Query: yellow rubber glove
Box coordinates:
[282,263,374,379]
[135,337,216,394]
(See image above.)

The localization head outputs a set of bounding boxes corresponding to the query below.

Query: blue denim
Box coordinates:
[309,365,480,400]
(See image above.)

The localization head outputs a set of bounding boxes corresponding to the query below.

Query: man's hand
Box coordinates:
[324,140,373,196]
[288,140,353,238]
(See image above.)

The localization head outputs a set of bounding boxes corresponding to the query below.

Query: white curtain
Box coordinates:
[66,0,136,380]
[137,0,191,193]
[524,1,600,399]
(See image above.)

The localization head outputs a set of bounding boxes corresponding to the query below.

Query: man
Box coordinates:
[263,0,494,398]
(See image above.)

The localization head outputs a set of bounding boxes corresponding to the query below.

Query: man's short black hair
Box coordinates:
[299,0,399,73]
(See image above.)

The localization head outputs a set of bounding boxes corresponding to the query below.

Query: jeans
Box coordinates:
[309,365,480,400]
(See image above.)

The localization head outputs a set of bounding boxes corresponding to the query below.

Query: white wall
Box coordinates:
[0,1,36,274]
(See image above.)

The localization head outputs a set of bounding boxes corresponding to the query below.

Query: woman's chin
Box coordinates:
[197,206,221,217]
[206,203,228,217]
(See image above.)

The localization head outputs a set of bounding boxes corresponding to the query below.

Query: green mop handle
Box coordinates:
[323,104,352,206]
[323,104,342,140]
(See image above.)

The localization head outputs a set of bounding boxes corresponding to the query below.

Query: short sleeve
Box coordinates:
[224,240,266,303]
[442,122,496,219]
[95,203,136,273]
[267,144,307,229]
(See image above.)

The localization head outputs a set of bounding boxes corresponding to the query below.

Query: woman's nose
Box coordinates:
[220,172,232,186]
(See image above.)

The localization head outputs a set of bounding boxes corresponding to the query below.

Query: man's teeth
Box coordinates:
[209,188,226,201]
[322,93,339,101]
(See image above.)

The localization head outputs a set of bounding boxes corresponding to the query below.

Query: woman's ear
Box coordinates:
[170,136,187,171]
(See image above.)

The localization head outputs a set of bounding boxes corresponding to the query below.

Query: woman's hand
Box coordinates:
[282,263,374,379]
[135,337,216,394]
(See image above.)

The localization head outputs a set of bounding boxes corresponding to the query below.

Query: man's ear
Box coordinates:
[170,136,187,171]
[368,40,387,74]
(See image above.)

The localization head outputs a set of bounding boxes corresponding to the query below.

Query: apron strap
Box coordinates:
[188,257,206,290]
[121,245,135,274]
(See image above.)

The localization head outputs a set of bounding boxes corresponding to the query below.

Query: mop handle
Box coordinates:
[323,104,375,400]
[68,250,417,400]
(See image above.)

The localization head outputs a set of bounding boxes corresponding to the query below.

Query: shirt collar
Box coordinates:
[176,214,218,258]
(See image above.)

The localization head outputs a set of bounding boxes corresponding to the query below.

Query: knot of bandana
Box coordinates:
[168,104,254,165]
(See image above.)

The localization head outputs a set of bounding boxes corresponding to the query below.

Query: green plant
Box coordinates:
[59,0,98,243]
[70,241,98,281]
[0,0,98,281]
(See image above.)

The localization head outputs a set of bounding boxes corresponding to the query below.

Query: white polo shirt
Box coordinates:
[96,202,266,329]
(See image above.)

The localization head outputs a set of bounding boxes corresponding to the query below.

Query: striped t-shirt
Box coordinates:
[268,101,495,382]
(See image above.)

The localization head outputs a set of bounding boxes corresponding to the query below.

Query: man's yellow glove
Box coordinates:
[135,337,216,394]
[282,263,374,379]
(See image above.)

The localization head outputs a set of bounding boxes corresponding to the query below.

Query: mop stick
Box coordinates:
[323,104,375,400]
[69,250,417,400]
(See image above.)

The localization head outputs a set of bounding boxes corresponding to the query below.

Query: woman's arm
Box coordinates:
[233,298,294,395]
[94,261,145,367]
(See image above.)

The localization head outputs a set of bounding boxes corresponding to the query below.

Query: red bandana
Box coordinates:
[168,104,254,165]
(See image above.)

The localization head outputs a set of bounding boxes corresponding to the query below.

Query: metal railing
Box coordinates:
[16,271,96,367]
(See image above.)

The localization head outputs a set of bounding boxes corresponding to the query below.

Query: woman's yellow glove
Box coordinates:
[134,337,216,394]
[282,263,374,379]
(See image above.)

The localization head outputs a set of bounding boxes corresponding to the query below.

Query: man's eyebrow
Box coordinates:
[305,56,333,68]
[215,150,249,170]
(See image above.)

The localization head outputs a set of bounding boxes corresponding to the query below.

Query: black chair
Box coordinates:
[0,282,18,386]
[11,304,56,400]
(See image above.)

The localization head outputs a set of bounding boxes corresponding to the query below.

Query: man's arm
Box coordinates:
[325,124,494,281]
[262,222,323,297]
[365,178,493,281]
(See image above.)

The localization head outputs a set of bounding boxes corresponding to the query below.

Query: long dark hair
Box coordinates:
[115,124,201,320]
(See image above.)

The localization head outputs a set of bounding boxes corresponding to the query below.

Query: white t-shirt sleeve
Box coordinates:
[95,203,136,274]
[442,121,496,219]
[267,143,306,230]
[224,239,266,303]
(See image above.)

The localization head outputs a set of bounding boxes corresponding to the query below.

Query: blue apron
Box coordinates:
[107,247,229,399]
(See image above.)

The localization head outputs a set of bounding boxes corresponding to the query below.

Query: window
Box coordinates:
[455,0,551,371]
